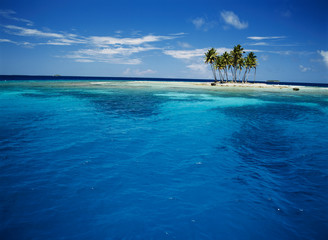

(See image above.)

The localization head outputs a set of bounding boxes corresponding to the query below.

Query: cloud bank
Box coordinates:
[0,12,180,65]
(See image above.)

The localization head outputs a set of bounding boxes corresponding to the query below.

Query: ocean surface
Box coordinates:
[0,80,327,240]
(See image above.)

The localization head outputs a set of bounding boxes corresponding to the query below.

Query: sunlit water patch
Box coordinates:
[0,81,327,240]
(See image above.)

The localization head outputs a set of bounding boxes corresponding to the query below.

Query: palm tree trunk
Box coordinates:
[234,68,237,83]
[233,67,235,83]
[246,68,250,83]
[218,70,223,83]
[211,65,217,82]
[242,68,247,83]
[239,69,242,83]
[225,68,228,82]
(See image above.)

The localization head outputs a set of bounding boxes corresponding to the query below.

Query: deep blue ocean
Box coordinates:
[1,80,327,240]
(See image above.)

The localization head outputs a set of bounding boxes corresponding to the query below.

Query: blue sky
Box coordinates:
[0,0,327,83]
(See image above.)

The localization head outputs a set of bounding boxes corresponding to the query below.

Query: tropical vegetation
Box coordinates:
[204,45,257,84]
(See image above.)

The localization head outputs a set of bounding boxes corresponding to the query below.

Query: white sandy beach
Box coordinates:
[115,81,328,93]
[88,81,298,89]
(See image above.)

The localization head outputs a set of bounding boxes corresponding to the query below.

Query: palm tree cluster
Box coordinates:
[205,45,257,83]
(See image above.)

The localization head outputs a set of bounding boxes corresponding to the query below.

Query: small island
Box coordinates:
[205,44,257,85]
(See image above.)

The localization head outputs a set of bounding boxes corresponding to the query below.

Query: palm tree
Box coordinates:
[237,57,245,82]
[251,53,257,83]
[245,52,257,83]
[204,45,257,84]
[242,52,254,83]
[221,51,231,82]
[215,55,225,83]
[230,45,244,83]
[205,48,218,82]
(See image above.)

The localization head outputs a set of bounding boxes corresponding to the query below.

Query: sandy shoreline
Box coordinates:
[88,81,303,89]
[120,81,328,92]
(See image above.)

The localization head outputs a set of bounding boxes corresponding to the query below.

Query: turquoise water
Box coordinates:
[1,81,328,239]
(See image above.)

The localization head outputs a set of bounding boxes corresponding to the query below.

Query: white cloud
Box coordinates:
[220,11,248,29]
[192,17,205,29]
[103,58,142,65]
[247,36,286,40]
[2,23,176,65]
[268,50,290,55]
[3,25,87,46]
[249,42,268,46]
[75,59,94,63]
[135,69,156,76]
[0,9,33,26]
[50,38,86,45]
[0,38,16,43]
[185,58,213,78]
[178,41,192,48]
[39,38,83,46]
[123,68,156,76]
[163,48,207,59]
[187,63,208,72]
[65,47,148,65]
[164,48,231,60]
[0,12,181,66]
[0,37,77,47]
[0,38,35,47]
[74,46,157,57]
[268,50,314,55]
[165,47,232,79]
[299,65,311,72]
[191,17,217,31]
[249,43,299,47]
[2,24,177,50]
[170,32,187,36]
[213,47,234,55]
[89,35,177,46]
[40,41,71,46]
[4,25,64,38]
[318,50,328,67]
[21,41,33,46]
